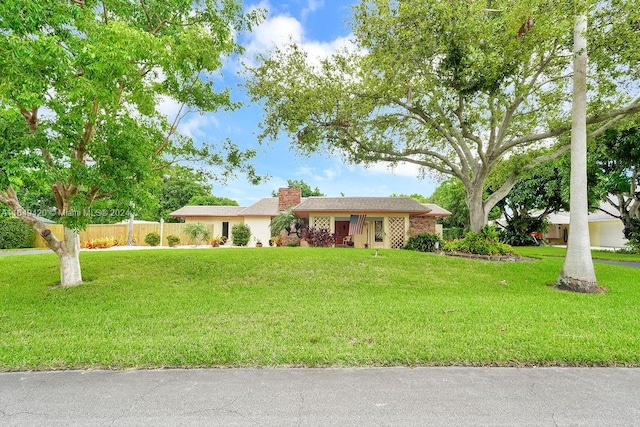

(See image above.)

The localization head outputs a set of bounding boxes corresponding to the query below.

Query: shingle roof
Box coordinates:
[293,197,431,214]
[170,205,245,217]
[171,198,451,218]
[422,203,451,217]
[239,198,280,216]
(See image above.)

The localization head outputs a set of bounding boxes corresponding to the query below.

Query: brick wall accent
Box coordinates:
[409,216,436,236]
[278,187,302,211]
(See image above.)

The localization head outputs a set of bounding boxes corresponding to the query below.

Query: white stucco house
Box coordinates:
[170,188,451,248]
[544,202,629,248]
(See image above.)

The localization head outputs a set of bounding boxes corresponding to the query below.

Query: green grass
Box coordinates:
[1,247,639,371]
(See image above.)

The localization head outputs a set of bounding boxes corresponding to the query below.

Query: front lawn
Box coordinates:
[1,247,639,370]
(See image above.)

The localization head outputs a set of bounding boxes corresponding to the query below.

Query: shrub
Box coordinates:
[232,223,251,246]
[0,217,36,249]
[183,222,212,246]
[210,235,226,246]
[166,235,180,247]
[443,226,513,255]
[443,227,465,241]
[144,231,161,246]
[269,235,283,246]
[404,233,443,252]
[303,228,337,247]
[85,237,122,249]
[498,229,538,246]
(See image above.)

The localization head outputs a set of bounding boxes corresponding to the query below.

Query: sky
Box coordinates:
[163,0,440,206]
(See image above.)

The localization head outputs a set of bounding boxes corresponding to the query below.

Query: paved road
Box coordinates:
[1,367,639,426]
[594,259,640,269]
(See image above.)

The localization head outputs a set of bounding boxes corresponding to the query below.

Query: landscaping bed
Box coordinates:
[442,251,537,262]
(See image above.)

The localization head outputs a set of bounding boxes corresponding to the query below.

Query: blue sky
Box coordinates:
[163,0,440,206]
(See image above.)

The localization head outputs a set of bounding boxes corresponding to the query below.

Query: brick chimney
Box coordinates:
[278,187,302,211]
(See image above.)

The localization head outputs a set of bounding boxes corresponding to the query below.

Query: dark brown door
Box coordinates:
[335,221,350,244]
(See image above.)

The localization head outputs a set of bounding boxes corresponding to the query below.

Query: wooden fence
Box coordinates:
[34,222,210,248]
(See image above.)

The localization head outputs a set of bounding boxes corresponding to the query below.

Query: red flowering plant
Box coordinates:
[302,228,338,247]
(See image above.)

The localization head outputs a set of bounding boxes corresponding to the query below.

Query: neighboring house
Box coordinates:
[171,188,451,248]
[543,201,629,248]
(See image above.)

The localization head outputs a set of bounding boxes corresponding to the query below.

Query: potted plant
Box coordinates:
[166,235,180,247]
[255,239,263,247]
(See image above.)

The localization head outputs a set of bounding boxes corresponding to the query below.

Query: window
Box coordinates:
[374,220,383,242]
[222,221,229,238]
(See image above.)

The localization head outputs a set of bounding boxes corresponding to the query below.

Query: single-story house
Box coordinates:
[534,201,629,248]
[171,187,451,248]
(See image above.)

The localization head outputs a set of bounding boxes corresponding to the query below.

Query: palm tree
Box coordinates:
[557,7,603,293]
[270,209,305,238]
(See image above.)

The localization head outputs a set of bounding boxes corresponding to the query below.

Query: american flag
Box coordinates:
[348,214,366,235]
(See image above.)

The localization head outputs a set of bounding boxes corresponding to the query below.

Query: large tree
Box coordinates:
[0,1,261,286]
[245,0,640,233]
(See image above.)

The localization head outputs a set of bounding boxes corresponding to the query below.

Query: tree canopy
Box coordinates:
[245,0,640,232]
[0,0,262,286]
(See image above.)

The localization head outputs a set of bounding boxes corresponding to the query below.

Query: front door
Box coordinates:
[335,220,350,244]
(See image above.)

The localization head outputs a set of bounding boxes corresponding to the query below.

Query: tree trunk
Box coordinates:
[557,11,603,293]
[467,186,488,233]
[58,228,83,287]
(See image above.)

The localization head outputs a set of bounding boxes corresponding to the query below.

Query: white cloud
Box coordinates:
[363,161,424,178]
[301,0,324,20]
[180,114,220,139]
[243,2,356,68]
[156,96,220,139]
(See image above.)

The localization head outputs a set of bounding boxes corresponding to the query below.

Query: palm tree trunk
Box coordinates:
[557,10,603,293]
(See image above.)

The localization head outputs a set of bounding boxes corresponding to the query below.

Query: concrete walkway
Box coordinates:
[1,367,639,426]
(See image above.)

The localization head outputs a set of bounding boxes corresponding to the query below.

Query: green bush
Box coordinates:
[166,235,180,247]
[232,223,251,246]
[404,233,443,252]
[0,218,36,249]
[443,226,513,255]
[144,231,161,246]
[443,227,465,241]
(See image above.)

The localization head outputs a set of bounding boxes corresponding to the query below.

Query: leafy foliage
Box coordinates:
[444,226,513,256]
[231,223,251,246]
[184,222,212,246]
[443,227,465,241]
[0,217,35,249]
[428,178,469,230]
[144,232,161,247]
[404,233,442,253]
[303,228,337,247]
[188,195,239,206]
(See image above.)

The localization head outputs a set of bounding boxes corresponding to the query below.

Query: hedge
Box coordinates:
[0,217,36,249]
